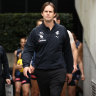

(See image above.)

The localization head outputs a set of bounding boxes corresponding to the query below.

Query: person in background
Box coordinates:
[0,45,11,96]
[67,32,85,96]
[12,37,30,96]
[23,2,73,96]
[30,19,43,96]
[36,18,43,26]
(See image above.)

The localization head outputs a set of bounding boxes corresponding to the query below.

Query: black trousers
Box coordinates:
[0,77,6,96]
[35,68,66,96]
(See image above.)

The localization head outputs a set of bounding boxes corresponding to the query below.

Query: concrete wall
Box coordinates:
[7,53,14,68]
[75,0,96,63]
[75,0,96,96]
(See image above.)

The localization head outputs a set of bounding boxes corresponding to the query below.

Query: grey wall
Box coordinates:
[7,53,14,68]
[75,0,96,95]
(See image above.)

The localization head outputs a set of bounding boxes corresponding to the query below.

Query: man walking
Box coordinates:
[0,45,11,96]
[23,2,73,96]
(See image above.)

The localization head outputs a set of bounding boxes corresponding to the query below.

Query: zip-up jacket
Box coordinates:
[22,22,73,73]
[0,45,10,79]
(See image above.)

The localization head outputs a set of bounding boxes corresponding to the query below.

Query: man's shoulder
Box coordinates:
[30,25,43,35]
[14,48,21,55]
[30,26,41,34]
[0,46,5,54]
[0,45,3,48]
[17,48,22,54]
[17,48,21,51]
[0,45,4,50]
[56,24,66,31]
[34,24,42,30]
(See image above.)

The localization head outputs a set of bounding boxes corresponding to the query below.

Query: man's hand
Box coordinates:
[81,74,85,80]
[23,67,30,78]
[66,73,72,84]
[72,64,78,73]
[6,79,11,84]
[30,65,35,73]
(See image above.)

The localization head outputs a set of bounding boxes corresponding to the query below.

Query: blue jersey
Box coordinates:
[76,40,80,49]
[15,48,23,75]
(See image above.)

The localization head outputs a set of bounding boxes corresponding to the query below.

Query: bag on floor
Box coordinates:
[5,84,13,96]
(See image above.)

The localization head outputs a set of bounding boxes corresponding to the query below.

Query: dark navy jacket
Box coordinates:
[22,22,73,73]
[0,45,10,79]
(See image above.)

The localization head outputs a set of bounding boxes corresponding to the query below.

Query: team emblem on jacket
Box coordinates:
[38,32,46,42]
[55,31,60,38]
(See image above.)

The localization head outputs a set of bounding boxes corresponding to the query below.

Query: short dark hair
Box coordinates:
[54,13,60,20]
[41,2,56,13]
[20,37,26,41]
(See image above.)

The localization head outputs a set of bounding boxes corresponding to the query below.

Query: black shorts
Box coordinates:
[68,70,81,86]
[30,73,37,80]
[25,71,37,80]
[15,71,30,84]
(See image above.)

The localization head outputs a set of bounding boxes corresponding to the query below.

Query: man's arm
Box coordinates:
[12,50,17,81]
[1,46,11,84]
[78,56,85,80]
[63,29,73,83]
[71,42,78,73]
[67,30,78,73]
[22,30,35,77]
[63,30,73,73]
[12,50,23,81]
[78,43,85,80]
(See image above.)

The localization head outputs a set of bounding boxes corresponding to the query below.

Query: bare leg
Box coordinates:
[31,80,40,96]
[68,80,79,96]
[15,82,21,96]
[22,83,30,96]
[68,86,76,96]
[61,82,67,96]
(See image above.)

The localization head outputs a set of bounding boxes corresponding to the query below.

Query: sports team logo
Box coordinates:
[38,32,46,42]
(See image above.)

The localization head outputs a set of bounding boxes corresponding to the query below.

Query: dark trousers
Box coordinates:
[35,68,66,96]
[0,77,6,96]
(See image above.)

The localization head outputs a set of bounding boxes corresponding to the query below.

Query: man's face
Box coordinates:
[20,38,26,48]
[41,5,56,22]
